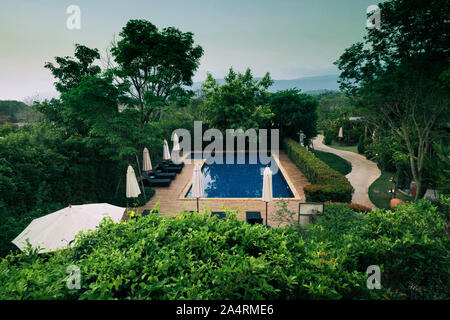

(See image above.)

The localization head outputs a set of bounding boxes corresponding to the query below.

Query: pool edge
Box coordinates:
[177,151,302,201]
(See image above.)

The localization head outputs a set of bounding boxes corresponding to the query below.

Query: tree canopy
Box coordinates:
[269,89,318,142]
[111,19,204,124]
[45,44,101,94]
[335,0,450,199]
[201,68,274,131]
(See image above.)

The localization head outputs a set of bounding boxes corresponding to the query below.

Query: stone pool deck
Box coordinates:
[139,151,309,227]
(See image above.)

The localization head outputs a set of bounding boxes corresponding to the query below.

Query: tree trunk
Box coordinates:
[402,125,423,200]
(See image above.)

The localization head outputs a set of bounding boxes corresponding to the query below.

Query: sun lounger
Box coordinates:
[162,160,184,168]
[157,162,182,173]
[246,211,263,225]
[141,174,171,187]
[143,170,175,181]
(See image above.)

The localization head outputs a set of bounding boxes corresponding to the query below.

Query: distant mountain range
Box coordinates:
[17,74,341,101]
[190,74,341,94]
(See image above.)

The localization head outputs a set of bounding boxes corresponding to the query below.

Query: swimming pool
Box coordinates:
[185,152,294,198]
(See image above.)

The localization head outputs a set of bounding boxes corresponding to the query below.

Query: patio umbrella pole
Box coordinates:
[191,162,204,214]
[135,154,146,199]
[115,166,126,196]
[266,202,268,226]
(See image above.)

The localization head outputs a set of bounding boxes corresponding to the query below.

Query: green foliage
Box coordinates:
[111,19,203,124]
[368,171,412,209]
[107,187,155,208]
[365,133,408,173]
[202,68,274,131]
[0,100,41,124]
[323,130,334,145]
[353,201,449,299]
[45,44,101,94]
[310,201,450,299]
[274,200,297,226]
[335,0,450,200]
[357,135,366,154]
[0,123,151,257]
[284,139,354,202]
[269,89,318,141]
[0,210,372,300]
[336,0,449,94]
[311,150,352,176]
[1,201,447,300]
[430,141,450,196]
[316,92,357,129]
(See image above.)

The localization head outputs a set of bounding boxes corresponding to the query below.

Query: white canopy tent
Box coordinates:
[12,203,125,253]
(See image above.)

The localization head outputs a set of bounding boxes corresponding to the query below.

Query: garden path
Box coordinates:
[312,135,381,209]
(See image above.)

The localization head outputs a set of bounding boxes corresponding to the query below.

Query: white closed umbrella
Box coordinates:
[163,139,171,160]
[143,147,152,172]
[191,162,204,212]
[172,133,181,163]
[126,165,141,199]
[338,127,344,138]
[173,133,181,151]
[262,166,273,226]
[12,203,125,253]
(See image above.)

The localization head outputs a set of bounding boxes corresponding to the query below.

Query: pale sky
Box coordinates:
[0,0,380,100]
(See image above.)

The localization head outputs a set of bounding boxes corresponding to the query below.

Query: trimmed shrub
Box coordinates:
[284,138,354,202]
[0,200,450,300]
[1,201,447,300]
[0,210,380,300]
[310,201,450,299]
[325,201,372,213]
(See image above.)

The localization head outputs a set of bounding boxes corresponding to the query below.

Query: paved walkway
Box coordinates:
[139,151,310,227]
[312,135,381,209]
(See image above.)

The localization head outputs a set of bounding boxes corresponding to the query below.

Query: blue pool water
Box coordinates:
[185,152,294,198]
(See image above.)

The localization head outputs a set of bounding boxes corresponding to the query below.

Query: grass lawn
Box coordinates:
[368,171,412,209]
[311,149,352,176]
[327,141,359,153]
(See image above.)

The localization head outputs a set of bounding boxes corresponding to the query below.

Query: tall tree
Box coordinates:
[40,44,103,129]
[45,44,101,94]
[335,0,450,199]
[269,89,318,143]
[202,68,274,131]
[111,19,203,124]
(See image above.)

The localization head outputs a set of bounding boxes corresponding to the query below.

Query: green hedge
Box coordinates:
[312,201,450,299]
[0,200,447,300]
[0,210,378,300]
[284,138,354,202]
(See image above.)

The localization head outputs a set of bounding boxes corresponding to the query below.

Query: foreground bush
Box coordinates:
[311,201,449,299]
[0,123,156,257]
[0,201,447,300]
[284,138,354,202]
[0,210,377,300]
[324,201,372,213]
